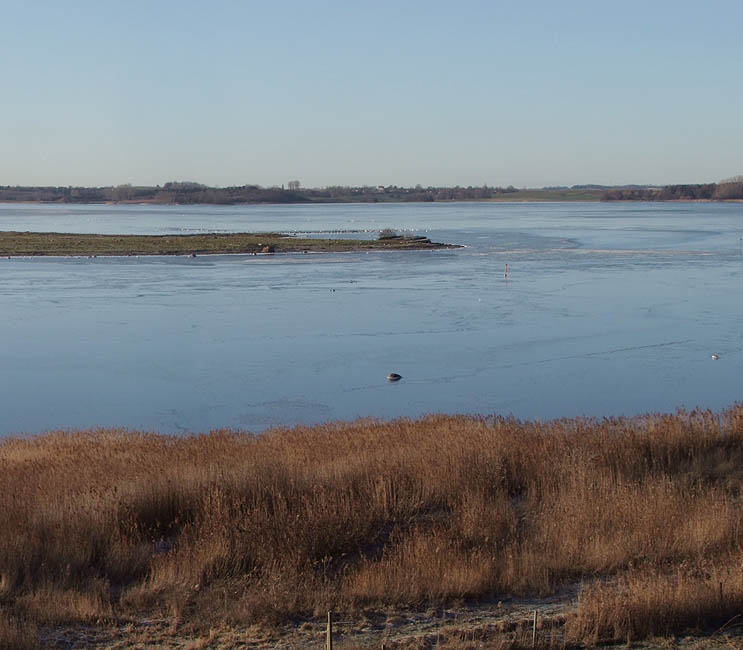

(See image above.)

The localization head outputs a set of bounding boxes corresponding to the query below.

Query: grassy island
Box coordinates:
[0,231,455,257]
[3,408,743,648]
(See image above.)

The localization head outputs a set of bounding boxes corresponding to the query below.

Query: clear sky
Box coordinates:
[2,0,742,188]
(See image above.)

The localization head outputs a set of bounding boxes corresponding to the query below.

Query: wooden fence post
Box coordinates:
[326,611,333,650]
[532,610,538,648]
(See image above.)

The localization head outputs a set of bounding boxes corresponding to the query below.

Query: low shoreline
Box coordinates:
[0,231,457,257]
[3,197,742,207]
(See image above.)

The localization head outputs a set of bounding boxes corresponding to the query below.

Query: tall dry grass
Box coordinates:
[2,406,743,644]
[0,612,39,650]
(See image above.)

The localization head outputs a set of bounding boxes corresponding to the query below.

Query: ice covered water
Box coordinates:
[1,201,742,435]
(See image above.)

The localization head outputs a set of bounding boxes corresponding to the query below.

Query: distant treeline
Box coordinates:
[0,181,522,205]
[0,182,308,205]
[602,177,743,201]
[308,184,521,202]
[2,179,743,205]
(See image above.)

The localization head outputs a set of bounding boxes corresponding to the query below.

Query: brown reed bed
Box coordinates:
[3,406,743,647]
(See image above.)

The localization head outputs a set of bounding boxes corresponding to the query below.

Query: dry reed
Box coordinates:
[2,406,743,646]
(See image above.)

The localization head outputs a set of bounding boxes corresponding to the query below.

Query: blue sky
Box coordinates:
[2,0,741,188]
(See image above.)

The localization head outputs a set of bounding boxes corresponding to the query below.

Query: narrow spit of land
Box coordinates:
[0,231,456,257]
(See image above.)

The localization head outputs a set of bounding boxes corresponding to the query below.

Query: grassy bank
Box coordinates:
[486,188,604,201]
[0,231,453,257]
[3,408,743,648]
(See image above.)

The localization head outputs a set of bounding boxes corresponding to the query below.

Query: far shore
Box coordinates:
[2,196,743,207]
[3,179,742,205]
[0,230,457,257]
